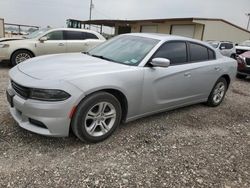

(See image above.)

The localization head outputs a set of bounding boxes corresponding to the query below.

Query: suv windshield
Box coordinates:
[207,41,219,48]
[240,40,250,47]
[25,28,50,39]
[88,35,159,66]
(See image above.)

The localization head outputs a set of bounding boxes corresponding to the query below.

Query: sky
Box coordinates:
[0,0,250,30]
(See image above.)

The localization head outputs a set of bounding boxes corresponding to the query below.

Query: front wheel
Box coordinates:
[206,77,228,107]
[11,50,33,66]
[71,92,122,143]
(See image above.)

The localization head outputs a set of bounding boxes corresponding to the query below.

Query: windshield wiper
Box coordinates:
[91,54,119,63]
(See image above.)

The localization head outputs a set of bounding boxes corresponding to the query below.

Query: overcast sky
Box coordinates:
[0,0,250,30]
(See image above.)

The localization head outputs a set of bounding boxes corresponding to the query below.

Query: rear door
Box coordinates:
[186,42,221,99]
[219,43,233,57]
[65,31,101,53]
[36,30,66,55]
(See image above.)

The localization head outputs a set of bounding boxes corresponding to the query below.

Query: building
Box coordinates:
[0,18,4,38]
[73,17,250,43]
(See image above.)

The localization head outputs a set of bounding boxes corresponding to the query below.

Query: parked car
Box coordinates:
[236,51,250,79]
[235,40,250,55]
[0,28,106,66]
[207,40,236,58]
[7,33,237,143]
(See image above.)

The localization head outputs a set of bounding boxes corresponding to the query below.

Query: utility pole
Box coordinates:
[89,0,94,29]
[247,13,250,30]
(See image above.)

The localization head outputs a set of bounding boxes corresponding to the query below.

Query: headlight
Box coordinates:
[0,44,10,48]
[239,55,246,63]
[29,89,71,101]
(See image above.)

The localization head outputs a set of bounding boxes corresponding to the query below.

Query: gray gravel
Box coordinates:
[0,62,250,188]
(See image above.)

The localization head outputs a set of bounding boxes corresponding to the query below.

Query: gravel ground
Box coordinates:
[0,62,249,188]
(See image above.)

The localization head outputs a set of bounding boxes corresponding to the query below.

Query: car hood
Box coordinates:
[17,53,132,80]
[0,37,24,43]
[236,45,250,50]
[240,51,250,58]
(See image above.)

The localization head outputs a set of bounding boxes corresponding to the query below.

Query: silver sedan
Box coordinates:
[7,33,237,143]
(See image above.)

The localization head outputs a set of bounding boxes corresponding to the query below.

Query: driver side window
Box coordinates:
[45,31,64,40]
[153,41,187,65]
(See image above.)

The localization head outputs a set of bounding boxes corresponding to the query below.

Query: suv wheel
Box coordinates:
[11,50,33,66]
[236,74,247,79]
[71,92,122,143]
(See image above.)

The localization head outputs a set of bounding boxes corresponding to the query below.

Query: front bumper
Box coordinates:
[7,68,85,137]
[8,89,72,137]
[0,48,10,62]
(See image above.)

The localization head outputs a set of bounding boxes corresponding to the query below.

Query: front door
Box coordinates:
[141,41,194,114]
[36,30,66,56]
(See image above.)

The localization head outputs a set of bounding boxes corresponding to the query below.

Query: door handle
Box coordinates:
[184,72,191,77]
[58,43,64,46]
[214,67,221,71]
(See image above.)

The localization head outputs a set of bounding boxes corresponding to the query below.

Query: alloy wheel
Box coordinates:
[15,53,31,64]
[212,82,225,104]
[84,102,116,137]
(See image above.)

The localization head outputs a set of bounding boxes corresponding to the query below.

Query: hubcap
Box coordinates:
[213,82,225,104]
[84,102,116,137]
[15,53,31,64]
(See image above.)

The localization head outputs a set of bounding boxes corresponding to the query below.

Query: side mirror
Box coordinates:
[39,36,48,42]
[150,58,170,68]
[220,46,226,50]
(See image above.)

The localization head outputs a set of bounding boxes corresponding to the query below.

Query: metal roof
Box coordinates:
[68,17,250,34]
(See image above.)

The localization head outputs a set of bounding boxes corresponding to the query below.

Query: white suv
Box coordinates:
[207,41,236,58]
[0,28,106,66]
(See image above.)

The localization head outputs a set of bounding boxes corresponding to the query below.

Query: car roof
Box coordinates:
[124,33,213,46]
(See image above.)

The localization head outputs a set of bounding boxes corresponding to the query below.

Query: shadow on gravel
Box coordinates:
[0,61,11,69]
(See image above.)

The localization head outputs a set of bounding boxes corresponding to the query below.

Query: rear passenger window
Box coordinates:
[64,31,84,40]
[189,43,209,62]
[85,32,98,39]
[208,49,215,60]
[153,42,187,65]
[226,43,233,49]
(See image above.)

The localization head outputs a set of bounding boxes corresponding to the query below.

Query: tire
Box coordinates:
[11,50,34,66]
[230,54,236,59]
[236,74,247,79]
[71,92,122,143]
[206,77,228,107]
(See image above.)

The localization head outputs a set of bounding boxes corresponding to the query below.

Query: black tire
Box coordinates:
[230,54,236,59]
[206,77,228,107]
[10,50,34,66]
[71,92,122,143]
[236,74,247,79]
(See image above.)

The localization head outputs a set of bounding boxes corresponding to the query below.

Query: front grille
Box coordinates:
[11,81,30,99]
[246,58,250,66]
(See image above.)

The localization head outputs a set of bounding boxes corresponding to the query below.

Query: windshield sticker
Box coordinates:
[130,59,138,64]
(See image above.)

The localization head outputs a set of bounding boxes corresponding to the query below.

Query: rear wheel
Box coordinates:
[71,92,122,143]
[236,74,247,79]
[11,50,33,66]
[206,77,228,107]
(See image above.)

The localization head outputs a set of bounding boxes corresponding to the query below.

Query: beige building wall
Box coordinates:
[0,18,4,38]
[194,19,250,43]
[125,21,204,40]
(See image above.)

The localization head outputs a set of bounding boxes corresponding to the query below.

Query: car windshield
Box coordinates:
[239,40,250,47]
[207,41,219,48]
[88,35,160,65]
[25,28,50,39]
